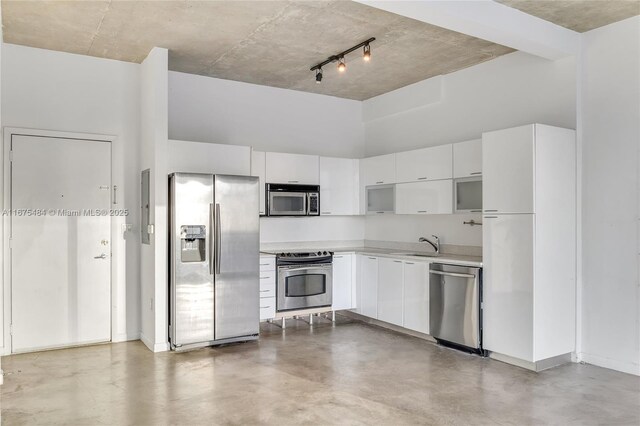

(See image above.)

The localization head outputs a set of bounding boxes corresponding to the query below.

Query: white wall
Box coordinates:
[139,48,169,352]
[168,71,367,244]
[580,17,640,376]
[168,71,365,158]
[260,216,364,245]
[365,213,482,247]
[364,51,576,156]
[362,51,576,249]
[1,44,141,344]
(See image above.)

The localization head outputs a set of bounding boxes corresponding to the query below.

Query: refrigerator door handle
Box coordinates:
[215,203,222,275]
[209,203,215,275]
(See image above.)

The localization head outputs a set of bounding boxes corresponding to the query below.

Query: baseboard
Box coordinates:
[112,332,141,343]
[140,332,170,353]
[489,352,572,372]
[580,352,640,376]
[341,310,436,343]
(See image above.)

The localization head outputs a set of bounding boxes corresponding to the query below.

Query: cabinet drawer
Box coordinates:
[260,297,276,320]
[259,281,276,298]
[259,257,275,271]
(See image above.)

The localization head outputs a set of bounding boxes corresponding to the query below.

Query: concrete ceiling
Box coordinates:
[1,0,515,100]
[496,0,640,33]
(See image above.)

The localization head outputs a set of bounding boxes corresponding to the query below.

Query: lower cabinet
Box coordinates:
[402,261,429,334]
[358,255,379,318]
[332,253,355,310]
[355,255,430,334]
[259,255,276,321]
[377,258,404,326]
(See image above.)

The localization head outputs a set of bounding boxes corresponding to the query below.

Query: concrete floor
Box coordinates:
[1,316,639,425]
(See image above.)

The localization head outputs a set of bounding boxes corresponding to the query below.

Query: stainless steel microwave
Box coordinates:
[266,183,320,217]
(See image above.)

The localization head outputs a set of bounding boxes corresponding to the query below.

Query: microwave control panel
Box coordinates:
[308,193,320,215]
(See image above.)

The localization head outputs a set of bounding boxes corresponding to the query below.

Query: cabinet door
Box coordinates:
[402,262,429,334]
[332,254,353,310]
[265,152,319,185]
[168,140,250,175]
[358,255,378,318]
[362,154,396,186]
[320,157,359,215]
[377,258,404,326]
[395,180,453,215]
[483,214,534,362]
[396,144,452,183]
[483,126,534,214]
[453,139,482,178]
[251,150,266,215]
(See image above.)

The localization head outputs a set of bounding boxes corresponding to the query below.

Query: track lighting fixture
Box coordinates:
[310,37,375,83]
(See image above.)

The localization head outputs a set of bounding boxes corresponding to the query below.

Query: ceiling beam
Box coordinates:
[354,0,580,60]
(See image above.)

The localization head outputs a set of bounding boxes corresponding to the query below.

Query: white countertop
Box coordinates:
[261,247,482,267]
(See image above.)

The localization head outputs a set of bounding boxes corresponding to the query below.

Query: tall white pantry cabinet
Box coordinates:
[482,124,576,368]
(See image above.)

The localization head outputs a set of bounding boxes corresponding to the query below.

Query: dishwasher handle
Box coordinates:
[430,270,476,279]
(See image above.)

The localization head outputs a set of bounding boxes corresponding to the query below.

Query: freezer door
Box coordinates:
[213,175,260,340]
[170,173,215,347]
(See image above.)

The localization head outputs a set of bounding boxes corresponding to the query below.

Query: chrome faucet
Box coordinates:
[419,235,440,255]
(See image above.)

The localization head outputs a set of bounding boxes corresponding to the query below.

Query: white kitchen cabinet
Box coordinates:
[259,255,276,321]
[482,126,534,214]
[377,258,404,326]
[366,185,395,214]
[395,180,453,215]
[483,214,534,361]
[361,154,396,186]
[395,144,452,183]
[332,254,355,310]
[320,157,359,216]
[251,150,266,215]
[358,255,379,318]
[482,124,576,366]
[265,152,319,185]
[168,139,250,175]
[453,139,482,178]
[402,261,429,335]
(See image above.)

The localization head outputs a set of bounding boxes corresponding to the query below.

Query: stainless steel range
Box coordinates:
[275,251,333,312]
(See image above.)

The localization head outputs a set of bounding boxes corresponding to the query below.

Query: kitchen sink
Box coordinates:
[389,252,440,258]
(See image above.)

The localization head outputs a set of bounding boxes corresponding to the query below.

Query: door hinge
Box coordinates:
[9,150,13,162]
[9,324,13,335]
[8,238,11,249]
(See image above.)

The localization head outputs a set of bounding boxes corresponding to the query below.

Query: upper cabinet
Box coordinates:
[396,180,453,215]
[265,152,319,185]
[251,150,266,215]
[319,157,359,216]
[167,139,250,175]
[482,126,535,214]
[453,139,482,178]
[396,144,452,183]
[361,153,396,186]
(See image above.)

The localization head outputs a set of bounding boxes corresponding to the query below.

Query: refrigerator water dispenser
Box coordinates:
[180,225,206,262]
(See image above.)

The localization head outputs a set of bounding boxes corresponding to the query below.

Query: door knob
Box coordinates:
[94,253,108,259]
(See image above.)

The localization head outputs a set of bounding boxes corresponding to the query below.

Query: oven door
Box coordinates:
[268,191,308,216]
[277,264,333,311]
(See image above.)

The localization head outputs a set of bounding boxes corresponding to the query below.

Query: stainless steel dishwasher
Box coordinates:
[429,263,483,354]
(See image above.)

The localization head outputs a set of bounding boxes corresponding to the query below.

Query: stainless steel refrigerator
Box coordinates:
[169,173,260,350]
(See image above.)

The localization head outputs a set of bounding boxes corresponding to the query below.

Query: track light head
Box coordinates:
[363,44,371,62]
[337,57,346,73]
[315,68,323,84]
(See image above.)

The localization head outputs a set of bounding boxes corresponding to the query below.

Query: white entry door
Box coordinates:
[11,134,112,353]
